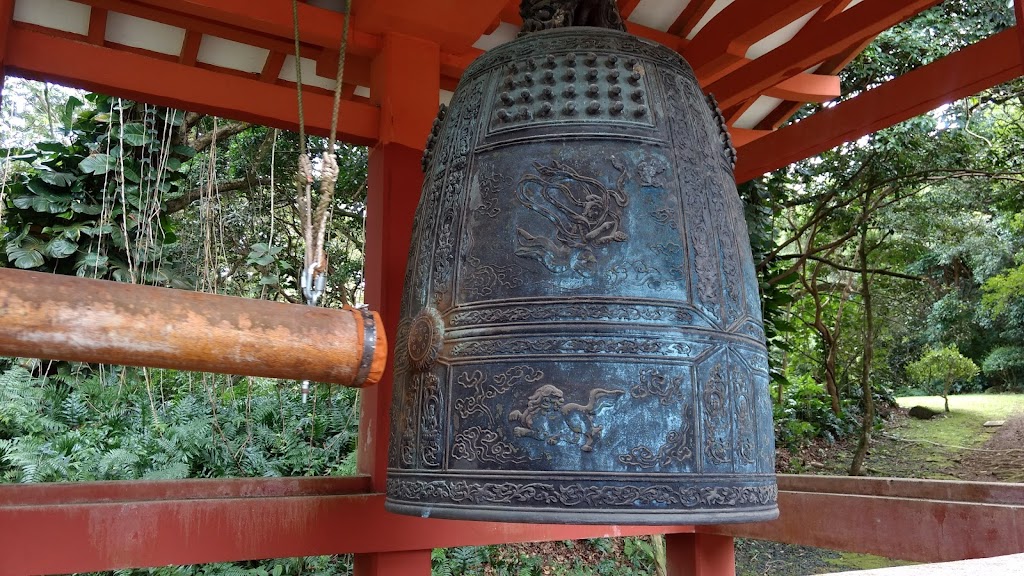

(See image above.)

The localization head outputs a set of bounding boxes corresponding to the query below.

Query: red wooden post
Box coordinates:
[0,0,12,108]
[357,31,440,576]
[1016,0,1024,61]
[666,533,736,576]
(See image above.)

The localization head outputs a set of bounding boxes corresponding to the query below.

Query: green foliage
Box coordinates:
[982,346,1024,390]
[906,346,981,409]
[0,365,359,483]
[982,264,1024,316]
[772,375,859,449]
[1,94,191,286]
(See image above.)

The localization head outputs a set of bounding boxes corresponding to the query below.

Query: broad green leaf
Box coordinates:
[75,252,109,270]
[171,145,197,159]
[71,200,104,215]
[79,153,115,175]
[120,123,153,147]
[121,162,142,184]
[6,238,46,269]
[35,170,75,187]
[45,237,79,258]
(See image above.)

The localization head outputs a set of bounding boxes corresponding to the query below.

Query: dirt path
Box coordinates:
[956,413,1024,483]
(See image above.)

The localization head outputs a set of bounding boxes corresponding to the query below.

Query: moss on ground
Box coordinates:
[825,552,918,571]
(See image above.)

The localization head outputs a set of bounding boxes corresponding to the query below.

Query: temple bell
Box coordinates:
[385,2,777,525]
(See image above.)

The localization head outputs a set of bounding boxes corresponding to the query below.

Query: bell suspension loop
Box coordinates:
[292,0,352,402]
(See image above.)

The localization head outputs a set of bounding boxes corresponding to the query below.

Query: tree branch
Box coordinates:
[164,175,266,214]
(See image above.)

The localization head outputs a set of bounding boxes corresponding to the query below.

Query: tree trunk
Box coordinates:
[824,344,842,414]
[944,378,951,412]
[850,221,875,476]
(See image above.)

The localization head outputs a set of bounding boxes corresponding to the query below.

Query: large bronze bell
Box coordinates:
[386,3,777,525]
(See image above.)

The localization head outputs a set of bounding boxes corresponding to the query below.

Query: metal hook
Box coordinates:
[300,262,326,307]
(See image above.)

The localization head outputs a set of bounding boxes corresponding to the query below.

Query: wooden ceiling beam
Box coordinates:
[73,0,325,58]
[708,0,942,110]
[86,6,107,45]
[618,0,644,20]
[354,0,506,51]
[668,0,717,38]
[683,0,829,81]
[178,29,201,66]
[4,26,380,145]
[260,51,287,83]
[754,35,874,130]
[763,73,840,103]
[114,0,381,56]
[734,29,1022,182]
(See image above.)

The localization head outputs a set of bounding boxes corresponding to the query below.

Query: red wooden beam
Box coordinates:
[179,29,202,66]
[355,0,506,52]
[0,480,693,575]
[74,0,319,59]
[618,0,644,20]
[754,35,874,130]
[708,0,942,109]
[260,50,286,82]
[5,26,379,145]
[763,73,840,102]
[668,0,718,38]
[666,533,736,576]
[734,29,1023,181]
[683,0,829,81]
[1016,0,1024,62]
[86,5,107,45]
[126,0,381,57]
[702,476,1024,563]
[0,0,11,108]
[2,475,1021,575]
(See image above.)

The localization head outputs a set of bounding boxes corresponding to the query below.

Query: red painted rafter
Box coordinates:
[126,0,380,56]
[668,0,718,38]
[5,26,379,145]
[87,6,107,45]
[754,35,874,130]
[683,0,829,81]
[751,0,868,130]
[618,0,644,20]
[355,0,506,51]
[179,29,202,66]
[260,51,286,83]
[763,73,840,102]
[734,29,1023,181]
[708,0,942,110]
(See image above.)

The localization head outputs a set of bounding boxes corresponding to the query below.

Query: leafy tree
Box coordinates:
[981,346,1024,390]
[906,345,980,412]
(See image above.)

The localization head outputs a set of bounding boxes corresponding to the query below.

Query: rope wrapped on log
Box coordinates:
[0,268,386,388]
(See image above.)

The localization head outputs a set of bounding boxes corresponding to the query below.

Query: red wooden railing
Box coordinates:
[1,474,1021,575]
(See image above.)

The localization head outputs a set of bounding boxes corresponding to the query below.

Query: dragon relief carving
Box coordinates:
[509,384,625,452]
[514,159,629,277]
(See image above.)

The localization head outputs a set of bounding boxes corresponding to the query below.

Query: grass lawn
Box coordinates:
[894,394,1024,447]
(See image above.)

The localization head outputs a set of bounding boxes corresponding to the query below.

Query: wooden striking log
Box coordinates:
[0,268,386,387]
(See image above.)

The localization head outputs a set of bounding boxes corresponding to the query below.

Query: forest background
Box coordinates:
[2,1,1024,574]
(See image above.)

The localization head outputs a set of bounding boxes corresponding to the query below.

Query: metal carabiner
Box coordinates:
[300,262,326,307]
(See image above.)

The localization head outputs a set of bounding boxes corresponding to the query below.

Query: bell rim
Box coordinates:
[384,499,779,525]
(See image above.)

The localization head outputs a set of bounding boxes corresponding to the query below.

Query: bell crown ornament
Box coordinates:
[386,0,777,525]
